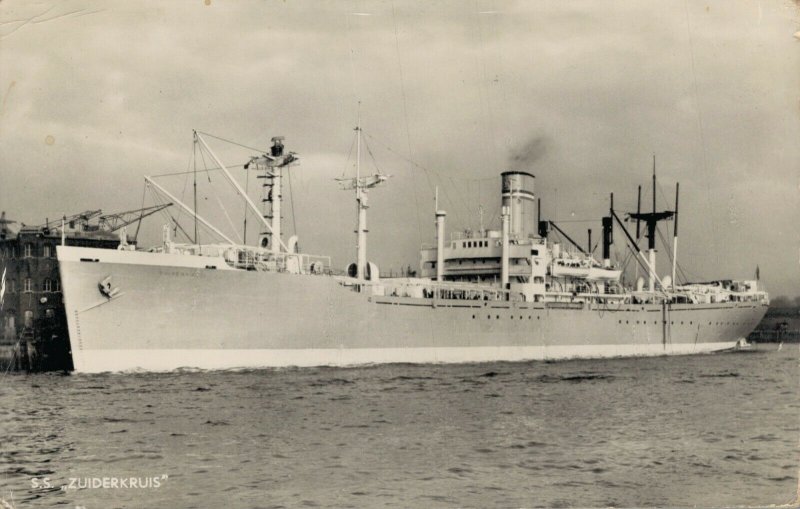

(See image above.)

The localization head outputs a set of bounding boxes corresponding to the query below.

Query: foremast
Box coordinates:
[244,136,298,253]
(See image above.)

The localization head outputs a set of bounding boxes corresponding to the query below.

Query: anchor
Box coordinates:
[98,276,120,299]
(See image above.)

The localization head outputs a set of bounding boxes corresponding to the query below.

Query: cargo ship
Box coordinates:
[56,131,769,373]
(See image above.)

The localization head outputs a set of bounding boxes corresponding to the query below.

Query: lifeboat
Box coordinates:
[551,258,591,278]
[586,267,622,281]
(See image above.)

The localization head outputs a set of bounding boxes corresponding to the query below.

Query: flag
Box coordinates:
[0,266,5,310]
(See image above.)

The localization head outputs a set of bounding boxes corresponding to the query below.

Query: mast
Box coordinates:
[649,156,656,292]
[355,109,367,279]
[672,182,679,287]
[193,135,198,244]
[270,137,284,253]
[635,185,642,241]
[243,164,249,245]
[435,186,446,282]
[634,184,641,280]
[602,193,613,268]
[195,132,290,252]
[336,105,388,280]
[626,157,675,293]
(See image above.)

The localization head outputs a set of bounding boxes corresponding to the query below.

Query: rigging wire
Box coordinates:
[472,0,500,169]
[288,166,299,241]
[362,130,500,229]
[196,144,213,184]
[390,0,423,246]
[149,165,245,179]
[340,135,356,179]
[683,0,718,269]
[194,130,269,154]
[361,135,383,175]
[134,182,147,242]
[195,140,243,243]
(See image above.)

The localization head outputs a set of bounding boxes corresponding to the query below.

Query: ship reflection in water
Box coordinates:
[1,345,796,508]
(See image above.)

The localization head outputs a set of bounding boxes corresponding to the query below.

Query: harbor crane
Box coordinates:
[28,204,172,242]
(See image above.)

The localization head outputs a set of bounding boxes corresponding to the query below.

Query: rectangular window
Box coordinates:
[24,278,32,293]
[24,243,33,258]
[43,279,52,292]
[43,245,51,258]
[531,249,539,255]
[9,280,15,293]
[54,278,60,292]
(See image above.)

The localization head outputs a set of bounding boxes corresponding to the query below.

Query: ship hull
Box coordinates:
[58,247,768,373]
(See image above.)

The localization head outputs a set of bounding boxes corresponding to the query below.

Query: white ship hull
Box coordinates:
[58,246,768,373]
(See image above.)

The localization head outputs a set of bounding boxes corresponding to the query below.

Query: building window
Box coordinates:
[8,279,15,293]
[43,245,51,258]
[24,243,33,258]
[24,310,33,328]
[43,279,52,292]
[54,278,60,292]
[24,278,32,293]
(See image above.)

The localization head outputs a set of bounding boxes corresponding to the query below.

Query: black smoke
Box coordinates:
[508,136,550,170]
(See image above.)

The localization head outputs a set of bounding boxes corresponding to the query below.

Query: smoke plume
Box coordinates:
[508,136,550,170]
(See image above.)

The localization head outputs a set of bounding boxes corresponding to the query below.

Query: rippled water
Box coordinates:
[0,345,797,508]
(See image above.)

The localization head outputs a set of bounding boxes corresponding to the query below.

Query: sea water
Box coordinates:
[0,345,797,508]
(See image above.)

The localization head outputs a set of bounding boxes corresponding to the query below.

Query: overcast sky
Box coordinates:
[1,0,798,297]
